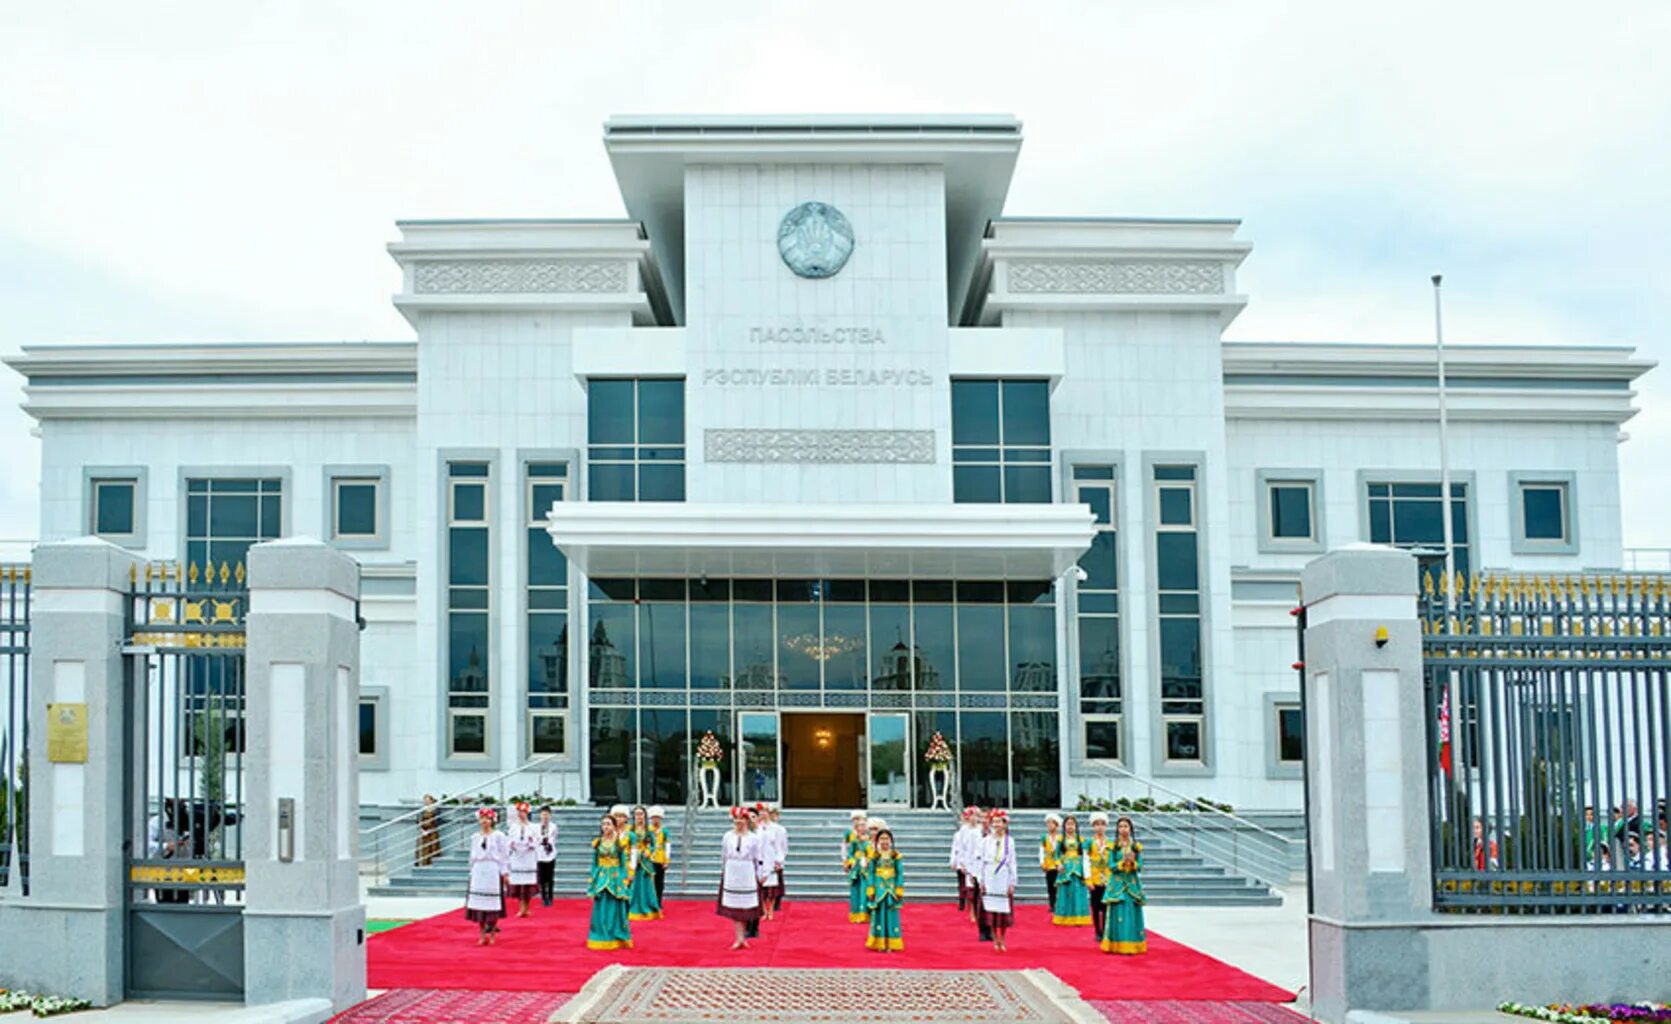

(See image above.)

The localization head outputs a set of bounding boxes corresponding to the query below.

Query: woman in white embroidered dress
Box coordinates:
[466,808,511,945]
[978,809,1018,952]
[505,802,541,918]
[716,806,763,950]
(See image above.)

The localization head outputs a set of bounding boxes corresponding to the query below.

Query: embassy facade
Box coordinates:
[6,115,1652,812]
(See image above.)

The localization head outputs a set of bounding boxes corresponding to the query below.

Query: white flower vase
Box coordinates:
[698,764,721,808]
[928,763,952,810]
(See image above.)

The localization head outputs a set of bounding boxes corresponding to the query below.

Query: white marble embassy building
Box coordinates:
[7,115,1653,812]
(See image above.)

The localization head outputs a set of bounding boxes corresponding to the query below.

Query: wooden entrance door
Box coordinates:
[781,713,864,808]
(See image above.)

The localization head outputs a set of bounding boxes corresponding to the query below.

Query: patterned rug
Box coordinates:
[553,966,1101,1023]
[1091,1001,1307,1023]
[328,988,576,1023]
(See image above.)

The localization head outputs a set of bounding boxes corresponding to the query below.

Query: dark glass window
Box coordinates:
[638,708,688,805]
[527,461,570,745]
[582,577,1060,805]
[958,711,1009,807]
[587,379,685,501]
[1521,484,1567,542]
[1075,469,1122,759]
[92,479,136,537]
[530,713,566,755]
[1268,483,1314,540]
[333,480,378,538]
[951,379,1051,503]
[1010,711,1060,808]
[1367,481,1470,579]
[1155,468,1205,764]
[1085,718,1122,762]
[446,463,490,757]
[358,700,377,757]
[588,708,634,805]
[1277,705,1303,764]
[185,478,282,571]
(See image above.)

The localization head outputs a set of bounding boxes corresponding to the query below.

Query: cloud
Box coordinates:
[1,0,1666,544]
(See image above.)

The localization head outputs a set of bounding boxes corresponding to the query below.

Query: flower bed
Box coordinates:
[0,990,95,1017]
[1499,1002,1671,1022]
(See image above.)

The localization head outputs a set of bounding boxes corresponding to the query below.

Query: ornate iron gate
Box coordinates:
[1421,572,1671,913]
[1,564,29,894]
[123,562,248,999]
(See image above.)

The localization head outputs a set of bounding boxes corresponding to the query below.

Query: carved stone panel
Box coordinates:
[1006,260,1224,295]
[412,260,628,294]
[704,429,935,465]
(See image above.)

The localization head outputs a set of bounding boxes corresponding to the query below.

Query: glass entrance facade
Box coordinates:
[585,577,1062,808]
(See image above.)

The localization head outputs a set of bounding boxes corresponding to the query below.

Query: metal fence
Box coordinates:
[1422,572,1671,912]
[1,565,29,893]
[123,560,249,1000]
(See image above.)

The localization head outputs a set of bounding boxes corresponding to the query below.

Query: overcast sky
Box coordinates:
[2,1,1667,552]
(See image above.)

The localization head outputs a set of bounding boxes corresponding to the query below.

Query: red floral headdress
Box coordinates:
[477,808,498,823]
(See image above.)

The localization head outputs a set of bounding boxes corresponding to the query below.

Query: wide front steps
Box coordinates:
[367,808,1282,907]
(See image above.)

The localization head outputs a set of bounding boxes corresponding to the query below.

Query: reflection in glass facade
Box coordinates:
[951,379,1052,503]
[585,578,1060,807]
[1367,481,1470,579]
[526,463,569,755]
[1073,466,1122,762]
[1155,465,1205,765]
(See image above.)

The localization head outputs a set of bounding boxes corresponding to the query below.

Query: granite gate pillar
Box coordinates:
[242,539,365,1015]
[0,539,142,1004]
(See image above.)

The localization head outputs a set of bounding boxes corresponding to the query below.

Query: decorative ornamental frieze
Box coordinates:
[412,259,629,294]
[1006,260,1224,296]
[705,429,935,465]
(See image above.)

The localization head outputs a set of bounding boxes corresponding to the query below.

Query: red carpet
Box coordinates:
[329,988,575,1023]
[367,898,1294,1003]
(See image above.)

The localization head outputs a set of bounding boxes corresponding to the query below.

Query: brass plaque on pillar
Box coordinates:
[47,702,89,763]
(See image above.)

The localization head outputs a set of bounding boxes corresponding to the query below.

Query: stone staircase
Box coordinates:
[366,807,1284,906]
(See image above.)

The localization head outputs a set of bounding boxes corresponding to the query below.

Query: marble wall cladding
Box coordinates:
[682,163,954,503]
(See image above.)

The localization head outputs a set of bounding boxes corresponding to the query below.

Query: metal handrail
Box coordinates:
[358,754,564,881]
[1077,761,1299,891]
[361,754,563,841]
[1078,761,1301,848]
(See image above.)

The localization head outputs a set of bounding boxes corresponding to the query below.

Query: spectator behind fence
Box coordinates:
[1471,818,1498,871]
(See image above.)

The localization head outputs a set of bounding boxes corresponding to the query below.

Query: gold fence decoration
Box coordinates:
[129,863,246,886]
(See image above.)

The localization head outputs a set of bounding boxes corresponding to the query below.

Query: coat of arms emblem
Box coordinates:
[777,202,855,279]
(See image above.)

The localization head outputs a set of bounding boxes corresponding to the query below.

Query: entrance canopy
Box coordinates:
[545,502,1094,580]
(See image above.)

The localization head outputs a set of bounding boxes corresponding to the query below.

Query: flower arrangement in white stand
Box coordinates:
[923,731,954,810]
[696,731,724,808]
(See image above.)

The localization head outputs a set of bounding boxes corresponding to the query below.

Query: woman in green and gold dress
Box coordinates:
[627,805,663,921]
[1100,815,1146,955]
[864,829,904,952]
[1052,814,1092,926]
[844,811,870,923]
[587,816,634,950]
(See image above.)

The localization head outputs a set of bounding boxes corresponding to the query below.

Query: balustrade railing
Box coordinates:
[1075,760,1300,891]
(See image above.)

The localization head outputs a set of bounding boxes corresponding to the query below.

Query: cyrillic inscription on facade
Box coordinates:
[705,429,935,464]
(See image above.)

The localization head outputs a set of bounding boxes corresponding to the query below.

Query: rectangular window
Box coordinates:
[587,379,685,501]
[1366,481,1470,579]
[92,478,137,538]
[1268,482,1315,541]
[331,478,381,541]
[1074,466,1122,763]
[358,699,378,758]
[1276,703,1303,764]
[446,461,491,758]
[529,710,567,755]
[1154,466,1206,767]
[526,462,569,758]
[1515,478,1573,551]
[186,477,282,570]
[951,379,1051,503]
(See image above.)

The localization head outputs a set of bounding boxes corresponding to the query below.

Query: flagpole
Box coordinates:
[1433,274,1456,590]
